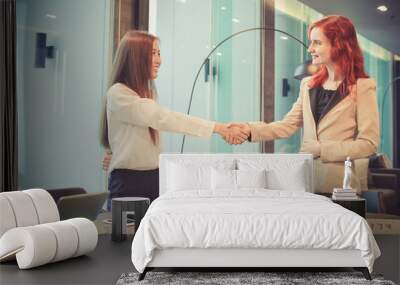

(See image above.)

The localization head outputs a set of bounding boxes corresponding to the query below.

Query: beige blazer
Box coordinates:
[249,77,379,193]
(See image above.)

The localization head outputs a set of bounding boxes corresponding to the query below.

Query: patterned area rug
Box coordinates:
[116,271,396,285]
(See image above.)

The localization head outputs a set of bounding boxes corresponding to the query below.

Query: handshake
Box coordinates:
[214,122,251,145]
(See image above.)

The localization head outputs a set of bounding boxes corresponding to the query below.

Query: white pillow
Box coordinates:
[167,163,211,191]
[266,162,307,191]
[238,159,308,191]
[236,169,267,188]
[211,168,236,190]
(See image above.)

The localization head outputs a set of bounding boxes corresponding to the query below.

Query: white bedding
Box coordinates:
[131,190,380,273]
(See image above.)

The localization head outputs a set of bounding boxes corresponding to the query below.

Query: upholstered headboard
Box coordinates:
[159,153,314,195]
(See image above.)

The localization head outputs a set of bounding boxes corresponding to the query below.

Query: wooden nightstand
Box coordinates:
[332,198,366,218]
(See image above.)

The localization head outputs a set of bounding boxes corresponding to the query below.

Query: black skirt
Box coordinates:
[107,168,159,210]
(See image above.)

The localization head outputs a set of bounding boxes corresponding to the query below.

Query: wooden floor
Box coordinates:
[0,235,133,285]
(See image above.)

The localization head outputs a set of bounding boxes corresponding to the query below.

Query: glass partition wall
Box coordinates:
[360,38,394,162]
[16,0,113,191]
[151,0,261,153]
[210,0,262,153]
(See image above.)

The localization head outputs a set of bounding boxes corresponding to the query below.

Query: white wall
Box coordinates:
[16,0,112,193]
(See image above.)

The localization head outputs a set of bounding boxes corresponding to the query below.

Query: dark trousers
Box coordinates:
[107,168,159,211]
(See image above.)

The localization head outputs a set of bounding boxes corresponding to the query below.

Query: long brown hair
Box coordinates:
[100,30,159,149]
[307,15,369,97]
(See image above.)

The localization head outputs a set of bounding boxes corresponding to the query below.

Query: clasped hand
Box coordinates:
[214,122,251,145]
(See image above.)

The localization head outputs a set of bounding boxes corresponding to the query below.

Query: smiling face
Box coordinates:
[150,40,161,79]
[308,27,333,66]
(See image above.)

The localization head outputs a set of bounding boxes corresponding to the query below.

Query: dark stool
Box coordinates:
[111,197,150,242]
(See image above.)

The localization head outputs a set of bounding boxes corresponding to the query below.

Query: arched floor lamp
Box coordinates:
[380,76,400,163]
[180,27,312,153]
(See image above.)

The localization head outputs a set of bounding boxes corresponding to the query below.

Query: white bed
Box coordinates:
[131,154,380,280]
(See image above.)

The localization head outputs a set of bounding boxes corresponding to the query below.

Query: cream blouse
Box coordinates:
[106,83,215,172]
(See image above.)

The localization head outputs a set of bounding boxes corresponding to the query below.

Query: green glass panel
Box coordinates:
[274,11,304,153]
[211,0,233,152]
[210,0,261,153]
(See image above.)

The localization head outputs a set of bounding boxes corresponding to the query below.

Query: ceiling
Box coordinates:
[298,0,400,56]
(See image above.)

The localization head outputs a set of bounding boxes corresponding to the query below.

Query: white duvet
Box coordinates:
[131,190,380,273]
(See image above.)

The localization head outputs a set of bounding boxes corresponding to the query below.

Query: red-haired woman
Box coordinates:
[100,31,247,210]
[231,15,379,194]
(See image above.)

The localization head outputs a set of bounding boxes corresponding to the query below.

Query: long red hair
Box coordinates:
[308,15,369,97]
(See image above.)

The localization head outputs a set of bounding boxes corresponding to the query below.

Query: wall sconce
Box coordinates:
[35,33,55,68]
[282,78,290,97]
[204,58,217,82]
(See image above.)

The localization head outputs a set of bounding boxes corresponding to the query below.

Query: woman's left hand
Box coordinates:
[102,151,112,170]
[300,140,321,158]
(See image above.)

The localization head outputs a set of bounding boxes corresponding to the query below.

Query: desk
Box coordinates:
[367,213,400,235]
[366,213,400,284]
